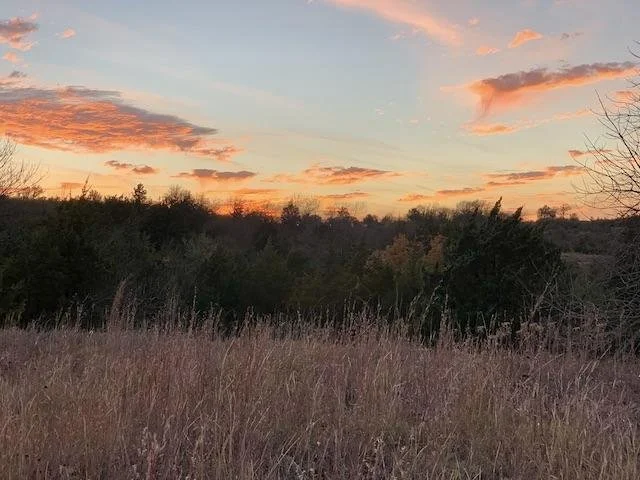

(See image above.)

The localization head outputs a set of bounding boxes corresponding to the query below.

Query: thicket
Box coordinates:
[2,185,629,342]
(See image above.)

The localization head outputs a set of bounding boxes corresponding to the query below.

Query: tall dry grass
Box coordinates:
[0,318,638,479]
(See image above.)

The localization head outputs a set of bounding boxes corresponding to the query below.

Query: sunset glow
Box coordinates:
[1,0,638,218]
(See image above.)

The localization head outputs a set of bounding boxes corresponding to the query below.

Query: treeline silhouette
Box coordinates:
[0,184,634,340]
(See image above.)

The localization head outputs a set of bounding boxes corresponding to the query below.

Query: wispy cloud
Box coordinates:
[399,187,485,202]
[230,188,280,196]
[324,0,461,46]
[0,83,242,161]
[466,109,591,136]
[476,46,500,56]
[568,149,589,158]
[2,51,19,64]
[568,148,613,159]
[485,165,583,185]
[508,29,543,49]
[59,182,85,191]
[466,62,637,116]
[437,187,486,197]
[268,164,400,185]
[58,28,76,39]
[319,191,370,200]
[399,165,585,203]
[104,160,158,175]
[174,169,256,183]
[398,193,433,203]
[467,123,519,136]
[0,16,38,51]
[613,90,636,102]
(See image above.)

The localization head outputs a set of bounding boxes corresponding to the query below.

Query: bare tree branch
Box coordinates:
[575,74,640,217]
[0,137,43,198]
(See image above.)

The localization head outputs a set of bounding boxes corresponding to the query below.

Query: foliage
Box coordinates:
[0,189,570,337]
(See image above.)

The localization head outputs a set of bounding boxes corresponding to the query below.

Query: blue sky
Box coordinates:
[1,0,638,217]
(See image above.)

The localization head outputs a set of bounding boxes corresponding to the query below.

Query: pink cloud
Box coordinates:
[466,109,591,136]
[467,123,519,136]
[174,169,256,183]
[104,160,158,175]
[485,165,584,185]
[399,187,485,202]
[613,90,636,102]
[0,83,242,161]
[268,164,401,185]
[58,28,76,39]
[325,0,461,46]
[467,63,637,117]
[0,16,38,51]
[319,191,370,200]
[476,46,500,56]
[508,29,543,49]
[2,51,19,64]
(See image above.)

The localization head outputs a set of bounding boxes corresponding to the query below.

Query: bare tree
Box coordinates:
[0,138,42,198]
[576,59,640,217]
[574,57,640,346]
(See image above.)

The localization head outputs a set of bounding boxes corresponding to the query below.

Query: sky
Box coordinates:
[1,0,638,218]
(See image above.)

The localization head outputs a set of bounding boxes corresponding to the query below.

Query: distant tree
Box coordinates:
[558,203,572,219]
[231,198,245,218]
[281,200,301,227]
[537,205,557,221]
[363,234,426,308]
[0,138,42,198]
[132,183,148,204]
[162,185,193,207]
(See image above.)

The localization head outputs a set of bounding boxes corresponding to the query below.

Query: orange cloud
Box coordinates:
[59,182,85,190]
[467,123,519,136]
[2,51,19,63]
[476,46,500,56]
[568,149,590,158]
[485,165,583,185]
[398,193,432,203]
[58,28,76,39]
[0,83,241,161]
[400,165,586,204]
[568,148,613,159]
[0,16,38,51]
[325,0,461,46]
[467,62,637,116]
[104,160,158,175]
[614,90,636,102]
[319,191,370,200]
[174,169,256,183]
[467,108,591,136]
[436,187,486,197]
[269,164,400,185]
[508,29,543,49]
[231,188,280,196]
[399,187,485,202]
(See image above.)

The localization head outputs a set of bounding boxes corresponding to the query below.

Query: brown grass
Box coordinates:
[0,322,639,479]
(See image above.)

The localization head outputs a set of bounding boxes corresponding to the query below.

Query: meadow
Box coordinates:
[1,316,638,479]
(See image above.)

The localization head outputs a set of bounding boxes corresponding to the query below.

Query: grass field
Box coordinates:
[0,322,638,479]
